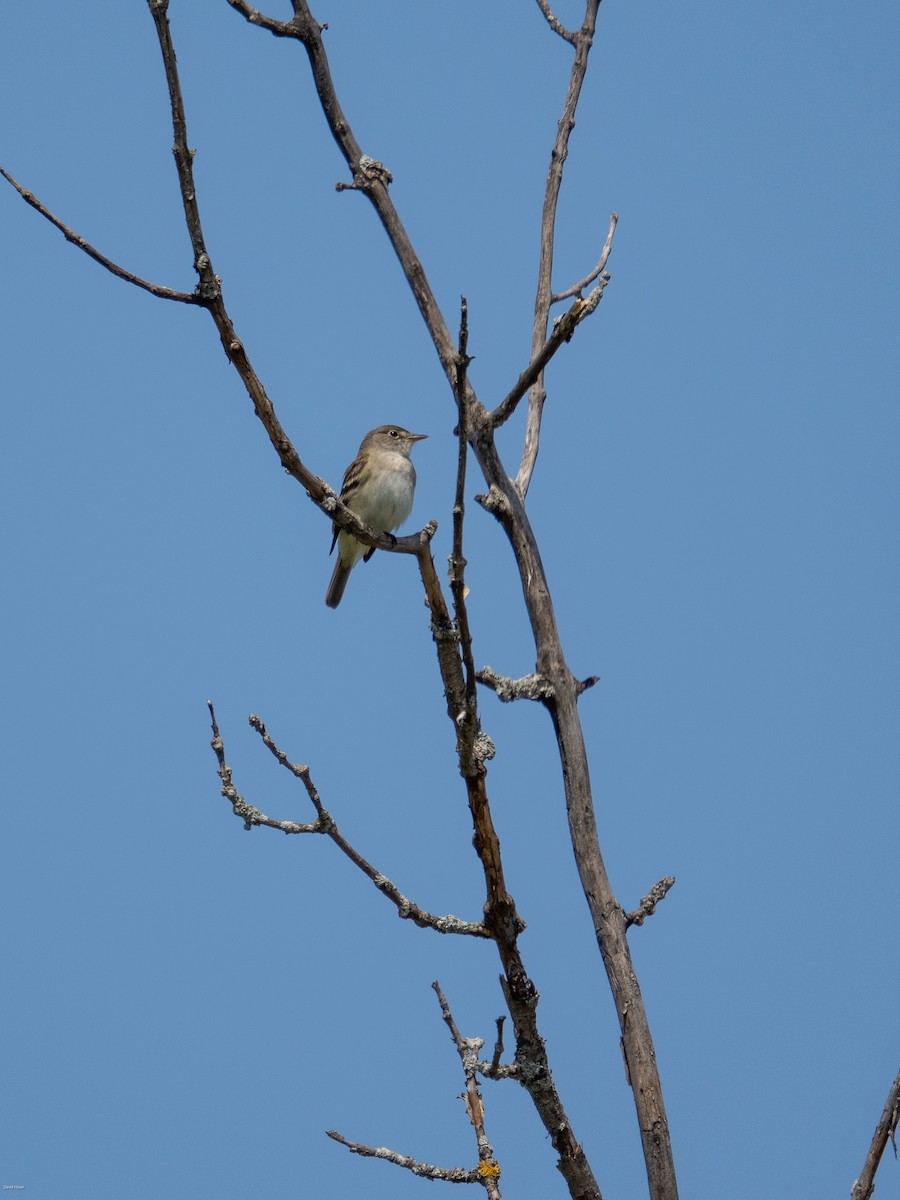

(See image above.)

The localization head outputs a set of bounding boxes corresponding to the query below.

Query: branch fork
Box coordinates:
[208,703,489,939]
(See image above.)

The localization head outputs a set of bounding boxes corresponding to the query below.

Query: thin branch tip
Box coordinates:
[552,212,619,304]
[326,1127,479,1183]
[1,165,200,304]
[212,713,489,936]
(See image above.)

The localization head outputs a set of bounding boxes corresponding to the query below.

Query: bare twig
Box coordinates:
[851,1068,900,1200]
[479,1024,518,1082]
[208,700,316,833]
[433,982,502,1198]
[518,0,603,496]
[625,877,677,928]
[326,1130,480,1183]
[0,167,200,304]
[449,297,481,776]
[551,212,619,303]
[489,293,603,431]
[489,1016,506,1075]
[535,0,577,44]
[147,1,218,302]
[207,703,489,938]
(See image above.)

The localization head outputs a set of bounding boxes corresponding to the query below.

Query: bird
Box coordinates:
[325,425,427,608]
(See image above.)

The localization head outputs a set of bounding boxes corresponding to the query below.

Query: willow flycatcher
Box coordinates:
[325,425,427,608]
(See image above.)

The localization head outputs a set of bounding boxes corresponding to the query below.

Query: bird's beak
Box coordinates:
[409,433,428,443]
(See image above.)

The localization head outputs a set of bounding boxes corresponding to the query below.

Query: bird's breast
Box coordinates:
[364,458,416,532]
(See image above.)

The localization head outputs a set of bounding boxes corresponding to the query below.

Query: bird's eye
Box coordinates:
[388,429,399,438]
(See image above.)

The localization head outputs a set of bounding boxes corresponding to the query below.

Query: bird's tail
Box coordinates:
[325,558,351,608]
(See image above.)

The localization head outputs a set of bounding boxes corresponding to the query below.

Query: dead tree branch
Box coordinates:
[489,289,610,431]
[207,702,489,938]
[552,211,619,303]
[406,512,601,1200]
[518,0,602,496]
[534,0,576,44]
[326,1130,481,1184]
[0,167,199,304]
[449,297,481,775]
[433,982,502,1198]
[463,404,679,1199]
[226,0,460,390]
[851,1068,900,1200]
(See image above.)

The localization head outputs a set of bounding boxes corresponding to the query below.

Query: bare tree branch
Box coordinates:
[433,982,502,1199]
[519,0,602,497]
[449,297,481,776]
[225,0,460,392]
[534,0,577,44]
[207,702,489,938]
[326,1130,481,1184]
[0,167,200,304]
[489,290,608,431]
[407,522,603,1200]
[851,1068,900,1200]
[552,211,619,303]
[466,403,679,1200]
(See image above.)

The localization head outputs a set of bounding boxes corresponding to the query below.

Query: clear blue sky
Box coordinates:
[2,3,898,1198]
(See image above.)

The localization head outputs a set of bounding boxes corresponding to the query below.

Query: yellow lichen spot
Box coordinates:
[477,1159,501,1179]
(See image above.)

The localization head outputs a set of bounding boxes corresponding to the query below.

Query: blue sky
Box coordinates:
[2,2,898,1198]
